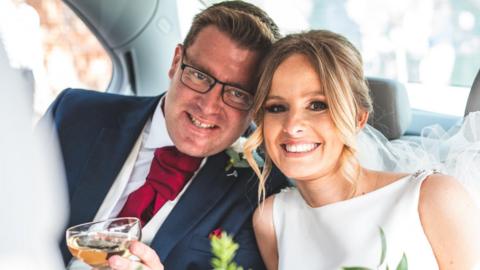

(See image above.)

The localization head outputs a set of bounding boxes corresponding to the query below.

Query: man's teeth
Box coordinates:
[285,143,318,153]
[190,115,215,129]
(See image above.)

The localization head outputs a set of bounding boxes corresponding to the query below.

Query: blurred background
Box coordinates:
[0,0,479,117]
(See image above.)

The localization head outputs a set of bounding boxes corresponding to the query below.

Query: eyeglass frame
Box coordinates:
[178,51,254,111]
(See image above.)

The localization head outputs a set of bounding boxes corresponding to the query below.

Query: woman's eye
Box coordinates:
[265,104,286,113]
[309,101,328,111]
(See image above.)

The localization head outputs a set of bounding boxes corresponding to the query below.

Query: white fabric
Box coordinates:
[93,126,144,221]
[357,111,480,205]
[273,170,438,269]
[0,40,67,269]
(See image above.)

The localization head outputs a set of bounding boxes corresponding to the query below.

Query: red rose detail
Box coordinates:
[209,228,223,239]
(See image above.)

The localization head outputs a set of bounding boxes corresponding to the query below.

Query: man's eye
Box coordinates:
[232,89,245,98]
[225,88,250,101]
[265,104,286,113]
[192,70,207,81]
[309,101,328,111]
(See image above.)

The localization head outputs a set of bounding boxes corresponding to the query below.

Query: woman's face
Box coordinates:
[263,54,345,181]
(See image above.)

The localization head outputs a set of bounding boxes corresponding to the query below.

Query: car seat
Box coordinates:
[366,77,412,140]
[465,69,480,116]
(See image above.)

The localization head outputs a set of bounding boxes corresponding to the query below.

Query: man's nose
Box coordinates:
[198,82,223,114]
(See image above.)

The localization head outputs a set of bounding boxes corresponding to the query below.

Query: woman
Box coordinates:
[244,30,480,269]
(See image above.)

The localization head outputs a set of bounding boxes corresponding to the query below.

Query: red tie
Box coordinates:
[118,146,202,226]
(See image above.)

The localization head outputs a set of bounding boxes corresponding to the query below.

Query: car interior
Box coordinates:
[1,1,479,269]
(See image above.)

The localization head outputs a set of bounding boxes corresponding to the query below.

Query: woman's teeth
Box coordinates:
[284,143,319,153]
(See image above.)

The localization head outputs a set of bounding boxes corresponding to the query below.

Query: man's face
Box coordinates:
[164,25,260,157]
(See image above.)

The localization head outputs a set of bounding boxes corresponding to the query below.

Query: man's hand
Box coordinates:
[107,241,164,270]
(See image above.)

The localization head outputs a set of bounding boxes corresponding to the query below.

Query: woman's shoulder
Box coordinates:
[253,196,275,228]
[419,172,471,209]
[374,170,466,200]
[417,172,480,268]
[417,171,478,234]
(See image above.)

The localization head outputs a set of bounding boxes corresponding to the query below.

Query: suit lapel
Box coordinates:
[151,151,245,260]
[68,96,161,227]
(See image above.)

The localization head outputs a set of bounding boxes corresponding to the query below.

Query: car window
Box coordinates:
[273,0,478,116]
[184,0,478,117]
[0,0,111,121]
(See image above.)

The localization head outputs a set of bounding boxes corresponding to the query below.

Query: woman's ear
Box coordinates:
[357,111,369,130]
[168,44,183,79]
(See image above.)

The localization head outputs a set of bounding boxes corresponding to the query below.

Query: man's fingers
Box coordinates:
[129,241,163,270]
[108,255,142,270]
[106,241,163,270]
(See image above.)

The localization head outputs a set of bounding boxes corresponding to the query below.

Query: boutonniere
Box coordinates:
[225,137,264,172]
[209,229,244,270]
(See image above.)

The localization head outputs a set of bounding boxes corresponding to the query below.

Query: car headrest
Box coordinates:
[366,77,411,140]
[465,69,480,116]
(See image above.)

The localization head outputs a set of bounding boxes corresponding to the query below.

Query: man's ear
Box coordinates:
[168,44,183,79]
[357,111,369,130]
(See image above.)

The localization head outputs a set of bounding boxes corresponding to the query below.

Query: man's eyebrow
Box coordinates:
[183,54,250,91]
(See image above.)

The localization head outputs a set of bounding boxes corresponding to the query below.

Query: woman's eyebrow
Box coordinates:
[265,95,285,102]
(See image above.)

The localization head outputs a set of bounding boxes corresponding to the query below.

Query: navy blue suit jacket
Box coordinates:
[45,89,288,269]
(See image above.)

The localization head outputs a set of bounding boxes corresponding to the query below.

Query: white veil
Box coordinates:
[357,111,480,205]
[0,36,67,269]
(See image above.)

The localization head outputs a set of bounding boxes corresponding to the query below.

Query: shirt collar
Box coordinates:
[144,96,174,149]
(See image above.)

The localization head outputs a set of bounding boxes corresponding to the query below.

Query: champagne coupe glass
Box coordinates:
[66,217,141,269]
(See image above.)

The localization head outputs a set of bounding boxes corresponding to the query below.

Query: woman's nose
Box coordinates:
[282,110,305,136]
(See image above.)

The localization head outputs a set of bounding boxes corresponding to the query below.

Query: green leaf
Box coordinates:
[341,267,373,270]
[395,253,408,270]
[210,231,244,270]
[226,148,241,161]
[234,160,250,168]
[224,162,233,171]
[211,257,222,268]
[378,227,387,267]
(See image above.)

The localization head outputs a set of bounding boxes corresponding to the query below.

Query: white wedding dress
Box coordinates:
[273,111,480,269]
[273,170,438,269]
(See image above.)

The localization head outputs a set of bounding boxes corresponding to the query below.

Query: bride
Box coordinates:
[244,29,480,269]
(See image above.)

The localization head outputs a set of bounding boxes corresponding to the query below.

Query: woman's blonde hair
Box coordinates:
[244,30,373,202]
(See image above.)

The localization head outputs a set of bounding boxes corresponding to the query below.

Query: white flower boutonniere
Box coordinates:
[225,137,264,171]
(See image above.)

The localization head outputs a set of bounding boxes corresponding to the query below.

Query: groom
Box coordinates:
[43,1,287,269]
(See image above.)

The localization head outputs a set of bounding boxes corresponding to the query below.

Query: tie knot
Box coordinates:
[154,146,202,173]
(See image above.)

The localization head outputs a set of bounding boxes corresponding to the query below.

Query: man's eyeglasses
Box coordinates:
[179,61,254,111]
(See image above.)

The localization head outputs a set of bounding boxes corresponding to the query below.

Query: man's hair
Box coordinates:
[183,1,281,55]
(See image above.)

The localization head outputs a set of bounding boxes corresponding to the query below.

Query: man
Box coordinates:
[43,1,287,269]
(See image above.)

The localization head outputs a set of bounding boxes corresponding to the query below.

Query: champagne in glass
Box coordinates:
[66,217,141,269]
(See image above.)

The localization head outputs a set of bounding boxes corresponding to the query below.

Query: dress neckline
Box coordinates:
[299,173,414,210]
